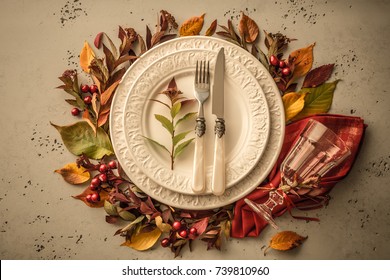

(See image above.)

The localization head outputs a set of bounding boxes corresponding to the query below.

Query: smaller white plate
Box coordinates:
[123,49,270,195]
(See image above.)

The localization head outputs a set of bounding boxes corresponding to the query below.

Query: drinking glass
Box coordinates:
[244,119,351,229]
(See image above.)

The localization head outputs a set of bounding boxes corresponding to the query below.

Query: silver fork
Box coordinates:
[192,60,210,194]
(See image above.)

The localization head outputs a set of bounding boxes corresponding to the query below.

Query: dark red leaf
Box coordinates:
[302,64,334,88]
[105,215,118,224]
[146,26,152,49]
[191,217,209,236]
[94,32,104,48]
[167,77,177,90]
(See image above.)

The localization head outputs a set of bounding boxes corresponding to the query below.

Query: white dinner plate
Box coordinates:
[123,48,270,195]
[110,36,285,210]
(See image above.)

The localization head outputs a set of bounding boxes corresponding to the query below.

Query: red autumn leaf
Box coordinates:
[94,32,104,48]
[72,187,109,208]
[302,64,335,88]
[191,217,209,236]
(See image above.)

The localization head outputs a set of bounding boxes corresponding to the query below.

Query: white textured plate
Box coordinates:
[123,49,270,195]
[110,36,285,210]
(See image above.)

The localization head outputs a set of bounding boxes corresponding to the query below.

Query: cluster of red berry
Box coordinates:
[160,220,198,247]
[85,160,117,203]
[270,55,291,76]
[70,84,99,116]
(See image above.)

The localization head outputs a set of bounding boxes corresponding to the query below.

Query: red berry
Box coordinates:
[282,67,291,76]
[161,238,170,247]
[81,84,90,93]
[86,194,93,202]
[179,230,188,238]
[91,192,100,202]
[83,95,92,105]
[89,84,98,93]
[98,173,107,182]
[189,227,197,235]
[99,164,108,173]
[89,184,98,191]
[91,177,101,187]
[172,221,182,231]
[279,60,286,68]
[108,160,117,169]
[71,108,80,116]
[270,55,279,66]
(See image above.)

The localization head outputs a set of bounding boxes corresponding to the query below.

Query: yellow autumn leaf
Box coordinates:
[282,92,307,122]
[264,231,307,256]
[54,163,90,185]
[179,14,205,36]
[287,43,315,88]
[155,216,172,233]
[121,227,162,251]
[80,41,95,73]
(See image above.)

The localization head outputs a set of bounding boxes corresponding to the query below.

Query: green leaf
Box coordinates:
[173,130,192,147]
[174,138,194,158]
[175,112,197,128]
[154,114,174,135]
[104,200,118,216]
[171,102,181,118]
[51,121,114,159]
[118,207,136,221]
[143,136,170,154]
[293,80,339,120]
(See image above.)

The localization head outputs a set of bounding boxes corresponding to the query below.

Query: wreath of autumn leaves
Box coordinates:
[52,11,337,256]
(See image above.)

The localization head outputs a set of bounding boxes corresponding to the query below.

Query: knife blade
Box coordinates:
[211,48,226,196]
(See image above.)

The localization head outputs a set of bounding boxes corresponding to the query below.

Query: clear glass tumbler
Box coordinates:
[244,119,351,229]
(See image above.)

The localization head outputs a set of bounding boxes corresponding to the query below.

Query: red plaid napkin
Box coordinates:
[231,114,367,238]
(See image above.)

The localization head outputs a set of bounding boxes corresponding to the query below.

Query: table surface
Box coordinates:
[1,0,389,260]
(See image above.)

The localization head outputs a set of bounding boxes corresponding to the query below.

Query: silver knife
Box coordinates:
[211,48,226,196]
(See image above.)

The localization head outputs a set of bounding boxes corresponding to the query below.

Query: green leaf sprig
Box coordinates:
[144,77,196,170]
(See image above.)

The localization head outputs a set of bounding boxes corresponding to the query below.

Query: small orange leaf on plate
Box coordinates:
[179,14,205,36]
[265,231,307,255]
[121,227,162,251]
[80,41,95,73]
[282,92,307,122]
[55,163,90,185]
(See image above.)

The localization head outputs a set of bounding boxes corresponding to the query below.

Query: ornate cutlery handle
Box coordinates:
[192,117,206,194]
[212,118,225,196]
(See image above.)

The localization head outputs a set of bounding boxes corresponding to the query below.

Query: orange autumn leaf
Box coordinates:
[287,43,315,88]
[179,14,205,36]
[55,163,90,185]
[72,187,110,208]
[282,92,307,122]
[80,41,95,73]
[238,12,259,43]
[121,227,162,251]
[264,231,308,255]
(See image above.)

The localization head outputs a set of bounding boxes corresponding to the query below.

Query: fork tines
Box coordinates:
[195,61,210,84]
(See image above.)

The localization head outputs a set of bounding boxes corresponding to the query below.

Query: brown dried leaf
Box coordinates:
[302,64,335,88]
[54,163,90,185]
[205,19,217,36]
[264,231,307,255]
[239,12,259,43]
[179,14,205,36]
[100,80,120,106]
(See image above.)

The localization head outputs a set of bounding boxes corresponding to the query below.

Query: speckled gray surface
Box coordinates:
[0,0,389,260]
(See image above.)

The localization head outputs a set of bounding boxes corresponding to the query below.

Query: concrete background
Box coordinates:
[0,0,389,260]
